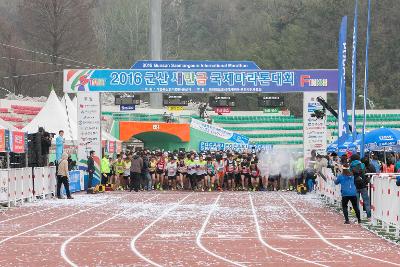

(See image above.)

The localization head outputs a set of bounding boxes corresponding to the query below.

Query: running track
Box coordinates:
[0,191,399,266]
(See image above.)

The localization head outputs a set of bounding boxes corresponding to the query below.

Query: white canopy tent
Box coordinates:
[64,94,119,142]
[0,118,19,131]
[23,90,77,141]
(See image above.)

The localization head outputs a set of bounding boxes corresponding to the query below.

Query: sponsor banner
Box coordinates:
[50,144,77,155]
[108,141,116,153]
[303,92,327,166]
[0,129,5,152]
[77,92,101,182]
[63,171,82,194]
[199,141,273,152]
[337,16,350,138]
[263,108,279,113]
[190,119,249,144]
[167,106,184,112]
[116,141,122,153]
[10,131,25,153]
[64,69,338,93]
[0,170,8,203]
[224,143,273,152]
[199,141,225,151]
[120,104,135,111]
[351,0,359,140]
[131,60,261,70]
[214,107,231,114]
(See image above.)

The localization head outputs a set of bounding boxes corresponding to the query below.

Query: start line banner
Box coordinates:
[64,69,338,93]
[199,141,273,152]
[191,119,249,144]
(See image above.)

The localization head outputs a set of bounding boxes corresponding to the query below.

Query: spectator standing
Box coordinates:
[142,153,151,190]
[335,164,361,224]
[370,154,381,173]
[101,154,111,185]
[395,155,400,173]
[55,130,65,164]
[57,153,73,199]
[350,154,371,220]
[87,150,95,192]
[130,153,143,192]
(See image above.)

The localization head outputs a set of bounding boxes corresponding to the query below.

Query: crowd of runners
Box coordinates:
[99,150,279,192]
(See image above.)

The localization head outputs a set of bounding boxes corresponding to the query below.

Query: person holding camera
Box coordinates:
[87,150,95,192]
[39,127,52,166]
[57,153,73,199]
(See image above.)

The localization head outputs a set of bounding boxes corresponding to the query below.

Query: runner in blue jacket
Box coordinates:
[335,164,361,224]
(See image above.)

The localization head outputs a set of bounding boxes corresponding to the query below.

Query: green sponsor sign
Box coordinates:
[263,108,279,113]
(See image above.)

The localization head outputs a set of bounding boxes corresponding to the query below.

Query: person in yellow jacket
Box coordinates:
[114,154,125,189]
[101,154,111,185]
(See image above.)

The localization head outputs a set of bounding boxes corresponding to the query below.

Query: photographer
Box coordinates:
[39,127,53,166]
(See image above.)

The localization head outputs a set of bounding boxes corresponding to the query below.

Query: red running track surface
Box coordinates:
[0,191,399,267]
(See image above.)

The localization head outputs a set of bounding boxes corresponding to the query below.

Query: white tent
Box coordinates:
[63,94,118,142]
[23,91,78,140]
[0,118,19,131]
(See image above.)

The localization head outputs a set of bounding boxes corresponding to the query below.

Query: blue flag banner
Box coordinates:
[337,16,350,138]
[351,0,359,141]
[361,0,372,158]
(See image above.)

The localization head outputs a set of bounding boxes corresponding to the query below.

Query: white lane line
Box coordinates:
[249,193,328,267]
[279,193,400,267]
[0,206,99,246]
[0,207,56,224]
[0,195,126,246]
[196,194,246,267]
[130,193,193,267]
[61,194,159,267]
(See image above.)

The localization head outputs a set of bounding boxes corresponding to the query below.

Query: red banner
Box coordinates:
[214,107,231,114]
[108,141,115,153]
[0,129,5,152]
[12,131,25,153]
[116,141,122,153]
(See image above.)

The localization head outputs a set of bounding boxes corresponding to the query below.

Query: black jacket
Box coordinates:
[87,156,95,173]
[142,156,149,174]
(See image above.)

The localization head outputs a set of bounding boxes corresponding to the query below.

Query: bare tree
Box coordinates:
[17,0,98,94]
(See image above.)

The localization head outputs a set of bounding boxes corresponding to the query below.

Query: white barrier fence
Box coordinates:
[370,174,400,237]
[0,168,34,206]
[0,167,83,207]
[33,167,57,199]
[316,168,342,205]
[316,168,400,236]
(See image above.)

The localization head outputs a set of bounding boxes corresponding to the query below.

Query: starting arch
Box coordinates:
[119,121,190,142]
[63,60,338,178]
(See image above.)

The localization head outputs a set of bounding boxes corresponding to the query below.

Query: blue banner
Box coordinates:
[62,170,82,194]
[337,16,350,138]
[199,141,273,152]
[120,104,135,111]
[229,133,250,145]
[361,0,372,158]
[351,0,359,141]
[131,60,261,70]
[191,118,249,144]
[64,69,338,93]
[199,141,225,151]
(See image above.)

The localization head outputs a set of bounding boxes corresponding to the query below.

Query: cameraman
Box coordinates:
[39,127,52,166]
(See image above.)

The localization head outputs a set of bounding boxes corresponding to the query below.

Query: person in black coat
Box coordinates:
[87,150,95,192]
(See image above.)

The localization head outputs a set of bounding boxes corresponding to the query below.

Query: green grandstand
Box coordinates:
[104,111,400,150]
